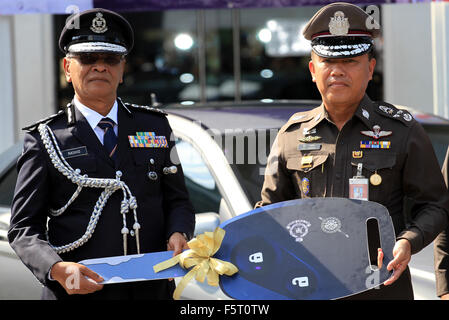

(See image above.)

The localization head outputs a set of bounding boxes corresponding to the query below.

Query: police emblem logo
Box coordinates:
[329,11,350,36]
[286,219,311,242]
[91,12,108,33]
[319,217,349,238]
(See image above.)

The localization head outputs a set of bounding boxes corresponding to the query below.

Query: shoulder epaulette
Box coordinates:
[22,110,65,132]
[125,102,167,116]
[374,102,414,126]
[279,109,316,134]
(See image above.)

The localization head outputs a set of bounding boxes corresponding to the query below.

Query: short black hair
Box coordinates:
[368,47,376,60]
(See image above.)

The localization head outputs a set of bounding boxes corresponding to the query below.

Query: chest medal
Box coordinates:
[370,172,382,186]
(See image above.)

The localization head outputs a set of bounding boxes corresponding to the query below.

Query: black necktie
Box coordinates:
[97,117,118,162]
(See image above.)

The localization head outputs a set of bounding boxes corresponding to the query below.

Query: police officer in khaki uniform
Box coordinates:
[435,148,449,299]
[256,2,449,299]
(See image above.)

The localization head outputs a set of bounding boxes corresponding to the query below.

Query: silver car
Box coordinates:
[1,100,448,299]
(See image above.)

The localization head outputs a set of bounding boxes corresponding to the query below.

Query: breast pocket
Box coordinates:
[351,152,396,203]
[131,148,167,195]
[286,153,329,198]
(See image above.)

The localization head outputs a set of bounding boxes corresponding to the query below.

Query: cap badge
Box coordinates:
[91,12,108,34]
[329,11,350,36]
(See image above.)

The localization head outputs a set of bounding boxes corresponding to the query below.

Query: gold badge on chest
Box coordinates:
[369,171,382,186]
[299,136,322,143]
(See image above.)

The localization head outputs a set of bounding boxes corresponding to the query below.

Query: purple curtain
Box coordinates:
[94,0,394,12]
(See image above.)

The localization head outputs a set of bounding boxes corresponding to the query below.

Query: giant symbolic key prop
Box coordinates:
[79,198,395,300]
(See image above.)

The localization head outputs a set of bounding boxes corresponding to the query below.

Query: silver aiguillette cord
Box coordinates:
[38,123,141,255]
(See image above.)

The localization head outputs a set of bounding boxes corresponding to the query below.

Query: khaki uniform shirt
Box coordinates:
[434,148,449,297]
[257,95,449,255]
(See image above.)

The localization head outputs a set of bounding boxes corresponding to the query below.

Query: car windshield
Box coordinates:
[0,143,21,207]
[424,125,449,167]
[228,124,449,207]
[0,168,16,207]
[225,129,275,206]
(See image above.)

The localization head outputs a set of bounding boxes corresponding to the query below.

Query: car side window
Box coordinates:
[175,138,221,214]
[0,167,16,241]
[424,127,449,167]
[0,167,17,207]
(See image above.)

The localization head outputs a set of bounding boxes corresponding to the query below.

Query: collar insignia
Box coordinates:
[361,108,370,120]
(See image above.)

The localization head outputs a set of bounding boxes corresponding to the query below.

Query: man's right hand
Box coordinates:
[50,261,104,295]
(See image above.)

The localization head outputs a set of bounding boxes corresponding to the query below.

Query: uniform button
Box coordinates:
[335,173,341,179]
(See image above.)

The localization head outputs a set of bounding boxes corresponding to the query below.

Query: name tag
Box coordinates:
[62,146,88,159]
[349,163,368,201]
[349,178,369,201]
[298,143,321,151]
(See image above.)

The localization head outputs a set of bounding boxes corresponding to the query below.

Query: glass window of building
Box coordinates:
[238,6,383,101]
[54,10,200,106]
[54,6,383,107]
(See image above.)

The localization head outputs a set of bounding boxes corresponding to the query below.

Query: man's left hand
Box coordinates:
[167,232,189,256]
[383,239,412,286]
[166,232,189,282]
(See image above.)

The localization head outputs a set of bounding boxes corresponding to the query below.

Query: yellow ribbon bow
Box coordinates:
[153,227,238,300]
